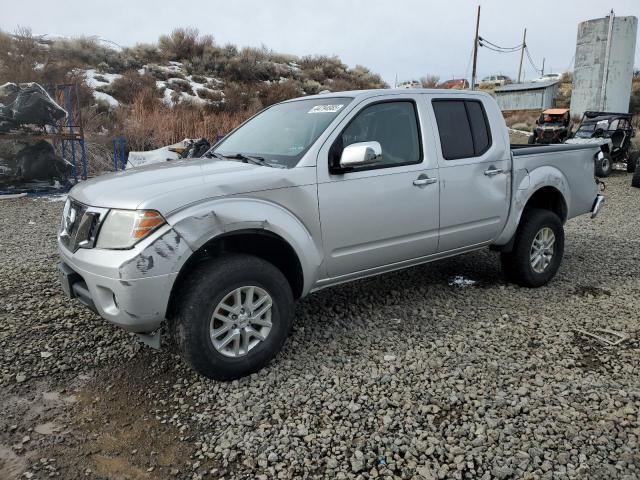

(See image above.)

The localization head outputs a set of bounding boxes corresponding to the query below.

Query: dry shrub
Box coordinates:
[123,94,247,150]
[324,78,355,92]
[221,82,260,112]
[197,88,223,102]
[257,80,301,107]
[167,78,193,95]
[629,78,640,116]
[158,28,214,61]
[106,71,159,105]
[420,75,440,88]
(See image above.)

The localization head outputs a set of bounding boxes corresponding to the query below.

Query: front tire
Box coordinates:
[500,209,564,287]
[172,254,294,380]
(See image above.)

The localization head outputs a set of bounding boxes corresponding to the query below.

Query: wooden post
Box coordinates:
[517,28,527,83]
[471,5,481,90]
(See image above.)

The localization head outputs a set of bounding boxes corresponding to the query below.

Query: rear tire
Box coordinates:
[632,164,640,188]
[171,254,294,380]
[627,151,638,173]
[527,135,535,145]
[500,209,564,288]
[595,153,613,177]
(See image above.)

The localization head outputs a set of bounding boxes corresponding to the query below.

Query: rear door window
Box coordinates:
[432,99,492,160]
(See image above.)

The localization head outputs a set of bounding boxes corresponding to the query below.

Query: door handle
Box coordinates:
[484,167,504,176]
[413,176,438,186]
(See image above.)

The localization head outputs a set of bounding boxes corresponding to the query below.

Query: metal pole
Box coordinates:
[517,28,527,83]
[64,86,77,182]
[120,137,126,170]
[471,5,480,90]
[541,58,545,76]
[113,138,118,171]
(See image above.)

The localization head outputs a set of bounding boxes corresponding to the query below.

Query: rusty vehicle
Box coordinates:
[438,79,469,90]
[528,108,571,145]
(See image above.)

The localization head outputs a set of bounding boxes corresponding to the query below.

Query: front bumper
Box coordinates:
[591,194,605,219]
[58,225,192,333]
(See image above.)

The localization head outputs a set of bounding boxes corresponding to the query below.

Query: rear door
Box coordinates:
[316,95,440,278]
[428,97,510,252]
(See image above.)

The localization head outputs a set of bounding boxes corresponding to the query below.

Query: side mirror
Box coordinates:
[339,141,382,169]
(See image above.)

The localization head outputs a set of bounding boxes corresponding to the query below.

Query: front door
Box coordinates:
[317,98,440,278]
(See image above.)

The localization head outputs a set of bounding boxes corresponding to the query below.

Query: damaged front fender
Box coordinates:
[168,196,323,296]
[118,227,193,280]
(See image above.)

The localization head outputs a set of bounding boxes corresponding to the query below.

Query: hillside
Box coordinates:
[0,27,387,168]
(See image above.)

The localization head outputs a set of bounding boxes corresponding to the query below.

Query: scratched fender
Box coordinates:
[168,197,323,295]
[118,228,193,280]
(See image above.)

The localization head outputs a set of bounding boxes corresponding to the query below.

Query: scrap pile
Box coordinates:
[127,138,211,168]
[0,82,67,133]
[0,82,70,188]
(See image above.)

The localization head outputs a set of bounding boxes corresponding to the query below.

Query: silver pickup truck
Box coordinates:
[58,89,604,380]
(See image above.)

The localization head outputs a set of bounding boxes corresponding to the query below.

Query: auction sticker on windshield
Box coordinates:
[308,104,344,113]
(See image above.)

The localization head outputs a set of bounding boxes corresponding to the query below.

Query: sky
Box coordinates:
[1,0,638,85]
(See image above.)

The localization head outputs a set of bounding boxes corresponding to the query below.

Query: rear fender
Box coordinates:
[494,166,569,246]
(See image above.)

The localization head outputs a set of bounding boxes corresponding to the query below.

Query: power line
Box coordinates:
[478,36,524,52]
[479,41,521,53]
[525,45,542,75]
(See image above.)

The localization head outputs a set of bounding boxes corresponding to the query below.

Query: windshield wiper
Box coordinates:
[204,150,226,160]
[222,153,284,168]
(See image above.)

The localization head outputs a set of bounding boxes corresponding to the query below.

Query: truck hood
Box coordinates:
[70,158,309,214]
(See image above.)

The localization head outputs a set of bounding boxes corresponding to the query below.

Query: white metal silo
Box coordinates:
[570,13,638,118]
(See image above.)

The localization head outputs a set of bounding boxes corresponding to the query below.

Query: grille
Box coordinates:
[59,199,108,252]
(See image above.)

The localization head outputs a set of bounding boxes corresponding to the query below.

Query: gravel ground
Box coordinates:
[1,173,639,480]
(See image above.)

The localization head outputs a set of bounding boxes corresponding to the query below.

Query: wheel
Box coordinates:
[527,135,535,145]
[595,153,613,177]
[627,151,638,173]
[500,209,565,287]
[632,164,640,188]
[171,254,294,380]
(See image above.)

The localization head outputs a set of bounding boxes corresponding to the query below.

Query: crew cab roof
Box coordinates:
[281,88,491,103]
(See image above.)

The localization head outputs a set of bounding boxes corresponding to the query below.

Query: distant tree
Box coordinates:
[420,74,440,88]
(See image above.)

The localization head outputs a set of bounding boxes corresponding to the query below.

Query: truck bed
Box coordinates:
[510,142,600,220]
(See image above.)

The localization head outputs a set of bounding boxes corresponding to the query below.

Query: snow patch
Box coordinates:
[93,90,119,107]
[82,69,121,88]
[448,276,477,288]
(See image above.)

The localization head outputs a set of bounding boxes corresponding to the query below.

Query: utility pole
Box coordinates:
[541,57,545,76]
[471,5,480,90]
[517,28,527,83]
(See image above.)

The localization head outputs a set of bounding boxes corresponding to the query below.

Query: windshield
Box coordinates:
[213,97,353,168]
[575,120,610,138]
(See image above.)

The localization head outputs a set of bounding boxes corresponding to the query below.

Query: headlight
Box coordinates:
[96,209,165,249]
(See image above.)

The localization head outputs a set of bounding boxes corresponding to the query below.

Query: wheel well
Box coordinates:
[166,230,304,318]
[523,186,567,223]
